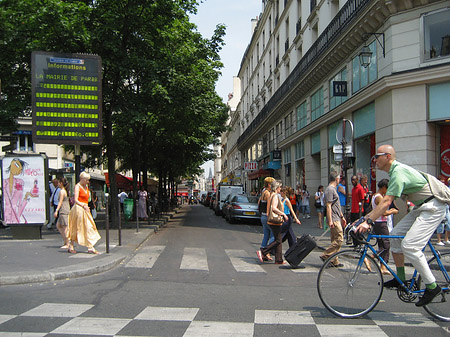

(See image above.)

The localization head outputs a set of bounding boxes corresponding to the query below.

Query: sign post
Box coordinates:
[336,119,354,219]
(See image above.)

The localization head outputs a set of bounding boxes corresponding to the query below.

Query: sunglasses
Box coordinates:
[373,153,390,159]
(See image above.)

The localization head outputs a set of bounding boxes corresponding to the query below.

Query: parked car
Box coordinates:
[221,193,233,217]
[209,193,216,210]
[204,191,213,207]
[224,194,260,224]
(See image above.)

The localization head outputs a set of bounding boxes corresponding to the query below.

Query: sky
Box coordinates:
[190,0,261,176]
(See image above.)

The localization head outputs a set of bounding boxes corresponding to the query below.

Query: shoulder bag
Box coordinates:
[268,195,284,225]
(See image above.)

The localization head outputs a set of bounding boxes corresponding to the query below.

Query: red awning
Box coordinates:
[247,169,272,180]
[105,173,139,190]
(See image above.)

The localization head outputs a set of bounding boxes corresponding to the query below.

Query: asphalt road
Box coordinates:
[0,204,449,336]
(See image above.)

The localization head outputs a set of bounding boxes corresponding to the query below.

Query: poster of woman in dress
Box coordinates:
[2,155,47,225]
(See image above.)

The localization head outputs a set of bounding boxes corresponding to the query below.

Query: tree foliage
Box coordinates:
[0,0,228,220]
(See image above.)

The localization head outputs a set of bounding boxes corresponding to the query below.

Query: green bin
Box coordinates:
[123,198,134,220]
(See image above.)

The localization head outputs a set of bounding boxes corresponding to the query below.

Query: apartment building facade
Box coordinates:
[224,0,450,195]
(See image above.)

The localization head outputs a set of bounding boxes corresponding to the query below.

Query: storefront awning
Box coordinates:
[105,173,136,190]
[248,169,272,180]
[263,161,281,170]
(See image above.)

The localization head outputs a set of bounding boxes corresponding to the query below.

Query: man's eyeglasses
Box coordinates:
[373,153,390,159]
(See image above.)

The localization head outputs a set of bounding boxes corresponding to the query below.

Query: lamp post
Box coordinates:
[358,32,385,68]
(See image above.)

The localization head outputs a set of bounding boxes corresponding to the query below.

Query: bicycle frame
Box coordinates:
[357,233,450,295]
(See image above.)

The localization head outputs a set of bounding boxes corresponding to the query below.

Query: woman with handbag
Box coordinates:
[258,177,275,261]
[257,180,288,264]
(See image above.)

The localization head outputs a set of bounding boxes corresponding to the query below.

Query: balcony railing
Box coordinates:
[311,0,317,11]
[237,0,371,147]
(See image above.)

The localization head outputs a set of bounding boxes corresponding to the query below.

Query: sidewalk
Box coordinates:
[0,210,174,286]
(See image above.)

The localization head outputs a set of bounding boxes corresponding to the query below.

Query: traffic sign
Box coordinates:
[333,144,352,153]
[336,119,354,144]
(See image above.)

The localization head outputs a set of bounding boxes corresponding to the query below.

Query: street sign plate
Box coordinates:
[333,144,352,153]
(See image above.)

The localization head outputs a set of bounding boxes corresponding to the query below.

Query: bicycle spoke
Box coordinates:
[423,253,450,321]
[317,250,383,318]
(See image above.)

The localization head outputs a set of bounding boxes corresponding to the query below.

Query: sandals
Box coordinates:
[68,248,77,254]
[88,249,100,255]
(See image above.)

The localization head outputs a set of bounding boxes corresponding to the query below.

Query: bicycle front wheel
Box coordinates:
[422,252,450,321]
[317,249,383,318]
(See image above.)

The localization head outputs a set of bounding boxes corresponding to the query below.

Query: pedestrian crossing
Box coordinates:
[0,302,444,337]
[124,246,313,273]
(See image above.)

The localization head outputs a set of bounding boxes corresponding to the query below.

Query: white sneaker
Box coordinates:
[306,215,311,219]
[436,241,445,246]
[302,215,306,218]
[444,241,450,245]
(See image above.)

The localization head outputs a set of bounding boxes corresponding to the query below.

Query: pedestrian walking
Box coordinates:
[315,185,325,229]
[320,172,346,266]
[54,176,70,249]
[258,177,275,261]
[67,172,101,254]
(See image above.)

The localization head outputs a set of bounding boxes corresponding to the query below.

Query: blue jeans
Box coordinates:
[260,214,274,248]
[302,204,310,215]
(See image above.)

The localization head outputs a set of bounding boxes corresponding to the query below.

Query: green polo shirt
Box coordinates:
[386,160,431,204]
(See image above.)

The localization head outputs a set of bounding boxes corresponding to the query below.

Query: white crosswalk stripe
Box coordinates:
[125,245,165,268]
[225,249,266,273]
[180,247,209,271]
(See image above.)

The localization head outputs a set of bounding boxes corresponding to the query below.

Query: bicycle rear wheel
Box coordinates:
[422,252,450,321]
[317,249,383,318]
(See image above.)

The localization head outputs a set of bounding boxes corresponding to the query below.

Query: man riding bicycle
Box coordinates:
[356,144,447,307]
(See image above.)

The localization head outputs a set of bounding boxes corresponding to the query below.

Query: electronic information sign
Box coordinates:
[32,51,102,145]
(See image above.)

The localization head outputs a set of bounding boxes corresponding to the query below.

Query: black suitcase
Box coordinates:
[284,234,317,268]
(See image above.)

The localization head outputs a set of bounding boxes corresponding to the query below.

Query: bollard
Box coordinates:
[105,193,110,254]
[118,199,122,246]
[135,196,139,233]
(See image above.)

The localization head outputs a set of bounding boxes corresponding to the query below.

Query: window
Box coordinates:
[284,112,293,138]
[352,41,377,93]
[269,129,275,152]
[284,148,291,163]
[329,68,348,110]
[276,122,283,145]
[423,9,450,61]
[311,87,324,121]
[295,140,304,160]
[14,132,33,152]
[263,135,268,155]
[296,101,307,130]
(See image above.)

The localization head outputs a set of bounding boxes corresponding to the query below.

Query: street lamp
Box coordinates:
[359,45,373,68]
[358,32,385,68]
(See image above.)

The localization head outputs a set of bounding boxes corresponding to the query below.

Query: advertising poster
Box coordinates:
[2,155,48,225]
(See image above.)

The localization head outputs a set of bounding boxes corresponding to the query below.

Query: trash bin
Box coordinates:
[123,198,134,220]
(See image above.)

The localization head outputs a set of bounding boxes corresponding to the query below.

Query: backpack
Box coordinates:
[420,172,450,206]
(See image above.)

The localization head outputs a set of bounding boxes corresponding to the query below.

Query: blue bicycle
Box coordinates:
[317,223,450,321]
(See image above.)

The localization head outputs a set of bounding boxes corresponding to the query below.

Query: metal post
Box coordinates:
[118,198,122,246]
[105,193,110,254]
[135,197,139,233]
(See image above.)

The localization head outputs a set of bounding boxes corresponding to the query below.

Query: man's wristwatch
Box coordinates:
[366,218,374,226]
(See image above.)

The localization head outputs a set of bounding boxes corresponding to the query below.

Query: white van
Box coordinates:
[214,184,244,215]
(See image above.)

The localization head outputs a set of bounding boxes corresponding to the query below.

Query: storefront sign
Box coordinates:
[333,81,347,97]
[244,162,257,171]
[272,150,282,161]
[32,51,102,145]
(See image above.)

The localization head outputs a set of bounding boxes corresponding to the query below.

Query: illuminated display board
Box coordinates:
[32,51,102,145]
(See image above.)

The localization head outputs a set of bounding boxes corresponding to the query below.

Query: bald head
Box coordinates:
[378,144,396,160]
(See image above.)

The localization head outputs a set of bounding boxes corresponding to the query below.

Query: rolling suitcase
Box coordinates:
[284,233,317,268]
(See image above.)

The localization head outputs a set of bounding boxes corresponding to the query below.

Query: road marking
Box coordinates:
[51,317,131,335]
[316,324,388,337]
[180,247,209,271]
[183,321,254,337]
[368,311,440,327]
[125,245,165,268]
[135,306,199,321]
[225,249,266,273]
[254,310,315,324]
[21,303,94,317]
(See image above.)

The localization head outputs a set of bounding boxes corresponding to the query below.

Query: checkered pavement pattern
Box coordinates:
[0,302,446,336]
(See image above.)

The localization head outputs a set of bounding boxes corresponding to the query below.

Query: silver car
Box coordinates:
[224,194,261,224]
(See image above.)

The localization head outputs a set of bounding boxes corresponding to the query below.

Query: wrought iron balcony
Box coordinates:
[237,0,372,148]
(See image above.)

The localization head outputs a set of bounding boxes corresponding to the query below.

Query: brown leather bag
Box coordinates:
[267,195,284,225]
